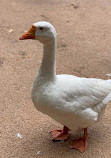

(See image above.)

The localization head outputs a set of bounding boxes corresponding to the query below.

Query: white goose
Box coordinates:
[19,21,111,152]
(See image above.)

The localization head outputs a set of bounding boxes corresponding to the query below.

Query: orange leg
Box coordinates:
[50,126,69,141]
[70,128,88,152]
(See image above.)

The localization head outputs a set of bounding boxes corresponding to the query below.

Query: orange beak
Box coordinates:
[19,25,36,40]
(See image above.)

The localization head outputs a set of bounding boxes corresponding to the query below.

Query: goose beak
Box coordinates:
[19,25,36,40]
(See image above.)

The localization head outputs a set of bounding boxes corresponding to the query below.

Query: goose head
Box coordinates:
[19,21,56,44]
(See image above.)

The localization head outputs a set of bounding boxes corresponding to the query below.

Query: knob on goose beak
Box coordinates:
[19,25,36,40]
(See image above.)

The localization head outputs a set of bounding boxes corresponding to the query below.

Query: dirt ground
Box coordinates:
[1,0,111,157]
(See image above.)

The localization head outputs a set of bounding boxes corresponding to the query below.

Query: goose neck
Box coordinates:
[38,39,56,80]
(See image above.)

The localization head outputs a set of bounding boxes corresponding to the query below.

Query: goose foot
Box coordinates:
[70,128,88,152]
[50,126,69,141]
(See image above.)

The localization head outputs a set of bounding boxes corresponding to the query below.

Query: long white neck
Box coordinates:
[38,39,56,81]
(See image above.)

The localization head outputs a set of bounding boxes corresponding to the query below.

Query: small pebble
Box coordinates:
[37,150,41,155]
[9,29,14,33]
[105,73,111,77]
[16,133,22,138]
[70,4,79,9]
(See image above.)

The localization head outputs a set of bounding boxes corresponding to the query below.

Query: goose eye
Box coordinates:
[39,27,44,30]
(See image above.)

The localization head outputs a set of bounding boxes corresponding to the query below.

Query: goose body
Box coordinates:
[20,21,111,152]
[32,74,111,131]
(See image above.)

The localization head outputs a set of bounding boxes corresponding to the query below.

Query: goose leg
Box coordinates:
[70,128,88,152]
[50,126,69,141]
